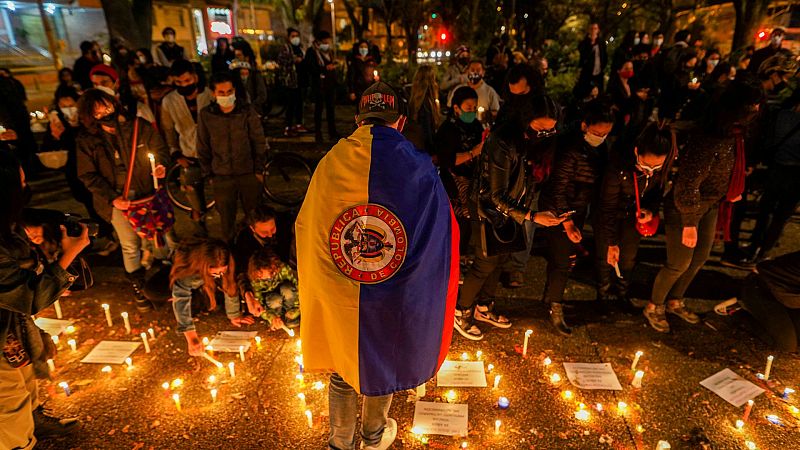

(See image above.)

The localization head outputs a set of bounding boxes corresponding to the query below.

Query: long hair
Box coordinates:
[170,238,237,310]
[76,88,121,135]
[635,122,676,189]
[409,65,441,126]
[0,152,24,245]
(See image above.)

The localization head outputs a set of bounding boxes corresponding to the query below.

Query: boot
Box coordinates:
[33,405,79,440]
[549,302,572,336]
[127,268,152,312]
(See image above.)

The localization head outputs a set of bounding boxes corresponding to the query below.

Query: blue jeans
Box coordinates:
[111,208,174,274]
[172,275,241,333]
[328,373,393,450]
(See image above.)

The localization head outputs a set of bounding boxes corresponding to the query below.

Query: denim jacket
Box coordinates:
[171,275,240,333]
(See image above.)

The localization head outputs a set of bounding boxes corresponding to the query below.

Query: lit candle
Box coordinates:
[202,337,210,346]
[148,328,155,339]
[563,390,574,400]
[373,69,379,80]
[68,339,77,352]
[162,382,170,391]
[298,392,306,408]
[296,339,302,351]
[295,355,304,373]
[312,381,325,390]
[497,396,510,409]
[575,409,590,421]
[121,312,131,334]
[735,419,744,431]
[208,375,216,385]
[782,388,795,400]
[101,365,112,373]
[47,359,56,372]
[550,373,561,384]
[631,370,644,388]
[743,399,754,422]
[147,153,158,189]
[53,299,62,319]
[493,375,501,389]
[228,361,236,378]
[281,325,295,337]
[745,441,756,450]
[58,381,71,397]
[522,329,533,358]
[65,325,75,334]
[172,393,181,412]
[631,351,643,371]
[211,388,217,403]
[171,378,183,388]
[543,357,552,366]
[613,262,623,278]
[494,419,501,434]
[305,409,313,428]
[255,336,262,348]
[446,390,457,402]
[201,352,223,368]
[239,345,245,362]
[51,335,59,346]
[125,357,133,369]
[487,364,494,373]
[140,332,150,353]
[476,351,482,360]
[102,304,112,326]
[595,403,603,411]
[764,355,774,380]
[416,383,426,398]
[296,374,305,385]
[478,106,486,121]
[617,401,628,414]
[460,352,469,361]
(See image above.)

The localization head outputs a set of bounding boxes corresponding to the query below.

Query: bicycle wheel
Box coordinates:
[165,164,216,212]
[262,153,313,206]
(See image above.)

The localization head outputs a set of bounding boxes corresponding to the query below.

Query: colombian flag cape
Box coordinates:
[296,125,459,396]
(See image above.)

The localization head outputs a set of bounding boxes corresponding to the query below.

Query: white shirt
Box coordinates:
[446,81,501,112]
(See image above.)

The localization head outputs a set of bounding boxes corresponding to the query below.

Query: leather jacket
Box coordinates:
[539,133,606,216]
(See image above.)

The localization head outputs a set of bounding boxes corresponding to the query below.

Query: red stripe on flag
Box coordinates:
[437,206,460,369]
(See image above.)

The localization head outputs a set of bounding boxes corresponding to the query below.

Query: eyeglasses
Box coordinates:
[636,156,663,175]
[535,128,557,138]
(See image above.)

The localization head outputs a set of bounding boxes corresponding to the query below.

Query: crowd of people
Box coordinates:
[0,19,799,450]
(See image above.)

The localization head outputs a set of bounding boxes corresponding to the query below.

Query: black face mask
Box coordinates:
[467,73,483,84]
[176,83,197,97]
[97,113,117,128]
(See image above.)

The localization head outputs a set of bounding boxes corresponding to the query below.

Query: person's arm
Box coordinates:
[154,46,169,67]
[598,167,623,247]
[171,276,197,333]
[489,86,501,112]
[549,148,578,215]
[0,246,76,316]
[76,136,118,207]
[159,98,182,158]
[487,137,528,224]
[196,110,212,177]
[248,106,268,170]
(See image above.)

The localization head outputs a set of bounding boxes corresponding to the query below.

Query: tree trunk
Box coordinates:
[132,0,153,50]
[383,21,393,59]
[733,0,770,52]
[343,1,364,38]
[100,0,147,49]
[404,21,418,65]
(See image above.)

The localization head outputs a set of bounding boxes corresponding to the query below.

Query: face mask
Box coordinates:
[95,85,116,97]
[138,55,147,64]
[458,57,469,66]
[772,36,783,46]
[165,34,176,43]
[467,72,483,84]
[619,70,634,79]
[60,106,78,122]
[211,271,223,279]
[655,38,664,47]
[291,37,301,46]
[636,158,663,175]
[459,111,477,124]
[216,93,236,108]
[97,112,117,128]
[176,83,197,97]
[708,59,719,68]
[633,37,641,45]
[359,48,369,57]
[319,43,330,52]
[584,131,606,147]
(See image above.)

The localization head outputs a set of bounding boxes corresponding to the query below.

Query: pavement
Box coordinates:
[24,109,800,450]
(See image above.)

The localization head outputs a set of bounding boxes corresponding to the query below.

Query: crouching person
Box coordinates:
[169,238,264,355]
[248,248,299,330]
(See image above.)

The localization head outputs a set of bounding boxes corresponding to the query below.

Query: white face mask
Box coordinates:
[60,106,78,123]
[633,37,641,45]
[359,48,369,57]
[708,59,719,68]
[319,43,330,52]
[216,93,236,108]
[772,36,783,46]
[138,55,147,64]
[95,85,116,97]
[655,38,664,47]
[290,37,301,46]
[584,131,606,147]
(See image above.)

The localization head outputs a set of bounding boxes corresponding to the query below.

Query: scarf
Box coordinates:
[716,126,746,241]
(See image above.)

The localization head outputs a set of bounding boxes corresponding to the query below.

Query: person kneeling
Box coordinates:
[169,239,263,355]
[248,249,300,331]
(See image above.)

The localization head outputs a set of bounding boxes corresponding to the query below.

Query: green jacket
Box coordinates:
[252,264,297,322]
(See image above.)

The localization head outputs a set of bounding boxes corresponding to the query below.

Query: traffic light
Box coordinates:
[440,30,448,42]
[431,13,437,19]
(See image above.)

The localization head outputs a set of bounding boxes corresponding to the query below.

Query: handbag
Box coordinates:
[633,171,660,237]
[475,210,528,257]
[67,256,93,291]
[122,119,175,247]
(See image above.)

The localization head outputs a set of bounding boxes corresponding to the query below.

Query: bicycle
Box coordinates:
[261,152,313,207]
[164,164,216,213]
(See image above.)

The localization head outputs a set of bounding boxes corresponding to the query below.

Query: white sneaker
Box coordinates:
[361,418,397,450]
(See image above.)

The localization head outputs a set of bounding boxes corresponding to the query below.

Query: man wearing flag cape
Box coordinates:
[297,82,460,450]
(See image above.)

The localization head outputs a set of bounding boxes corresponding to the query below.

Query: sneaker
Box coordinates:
[643,304,670,333]
[474,303,511,329]
[33,405,79,440]
[454,308,484,340]
[94,239,119,257]
[667,300,701,324]
[361,418,397,450]
[507,271,525,288]
[294,125,310,133]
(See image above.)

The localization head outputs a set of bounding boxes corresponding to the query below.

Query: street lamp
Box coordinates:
[328,0,336,57]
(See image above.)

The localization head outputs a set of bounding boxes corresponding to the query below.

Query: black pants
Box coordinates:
[651,205,718,305]
[595,214,642,297]
[750,164,800,256]
[739,273,800,352]
[541,215,586,305]
[313,88,337,138]
[285,88,304,128]
[458,222,508,310]
[213,174,262,242]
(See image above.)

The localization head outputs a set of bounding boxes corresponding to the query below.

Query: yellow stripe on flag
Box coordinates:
[296,126,375,392]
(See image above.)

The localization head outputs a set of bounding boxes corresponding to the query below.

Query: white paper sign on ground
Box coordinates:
[412,401,468,436]
[700,368,765,407]
[209,332,253,353]
[80,341,141,364]
[436,360,487,387]
[33,317,73,337]
[563,362,623,390]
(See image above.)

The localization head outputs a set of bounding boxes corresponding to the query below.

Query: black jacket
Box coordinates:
[196,101,268,178]
[472,122,537,225]
[598,157,664,246]
[577,37,608,78]
[758,251,800,309]
[539,133,607,216]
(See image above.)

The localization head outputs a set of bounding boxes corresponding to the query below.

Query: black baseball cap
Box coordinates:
[356,81,402,124]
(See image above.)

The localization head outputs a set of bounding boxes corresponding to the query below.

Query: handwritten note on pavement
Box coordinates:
[412,401,468,436]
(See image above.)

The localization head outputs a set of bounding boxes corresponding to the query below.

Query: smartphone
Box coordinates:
[559,210,577,219]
